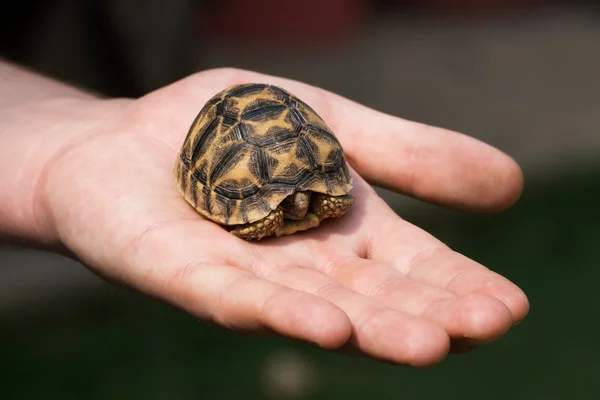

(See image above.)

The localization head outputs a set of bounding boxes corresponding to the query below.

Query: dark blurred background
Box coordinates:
[2,0,600,399]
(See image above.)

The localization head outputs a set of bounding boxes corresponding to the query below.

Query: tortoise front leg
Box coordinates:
[311,193,355,220]
[231,208,284,241]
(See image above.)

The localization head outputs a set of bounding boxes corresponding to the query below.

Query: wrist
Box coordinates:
[0,62,130,249]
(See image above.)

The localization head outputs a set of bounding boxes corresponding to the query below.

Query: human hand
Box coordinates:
[40,68,528,366]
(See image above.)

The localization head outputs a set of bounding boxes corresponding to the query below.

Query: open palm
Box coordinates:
[43,68,528,366]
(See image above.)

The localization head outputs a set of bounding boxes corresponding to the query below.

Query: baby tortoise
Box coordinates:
[173,83,354,240]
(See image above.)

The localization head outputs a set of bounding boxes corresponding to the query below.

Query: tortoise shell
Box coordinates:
[173,83,353,226]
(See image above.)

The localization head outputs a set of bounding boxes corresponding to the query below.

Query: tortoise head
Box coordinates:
[279,191,311,220]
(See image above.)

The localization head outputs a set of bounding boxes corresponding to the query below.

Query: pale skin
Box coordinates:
[0,59,528,367]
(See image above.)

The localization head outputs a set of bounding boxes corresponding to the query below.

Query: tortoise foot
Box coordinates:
[231,208,284,241]
[312,193,355,220]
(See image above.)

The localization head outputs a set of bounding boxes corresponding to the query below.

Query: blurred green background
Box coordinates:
[2,1,600,399]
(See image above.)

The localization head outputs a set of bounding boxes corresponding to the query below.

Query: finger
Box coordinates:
[368,213,530,324]
[326,258,513,345]
[336,110,524,213]
[265,265,450,367]
[403,249,530,324]
[117,220,352,350]
[159,68,523,212]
